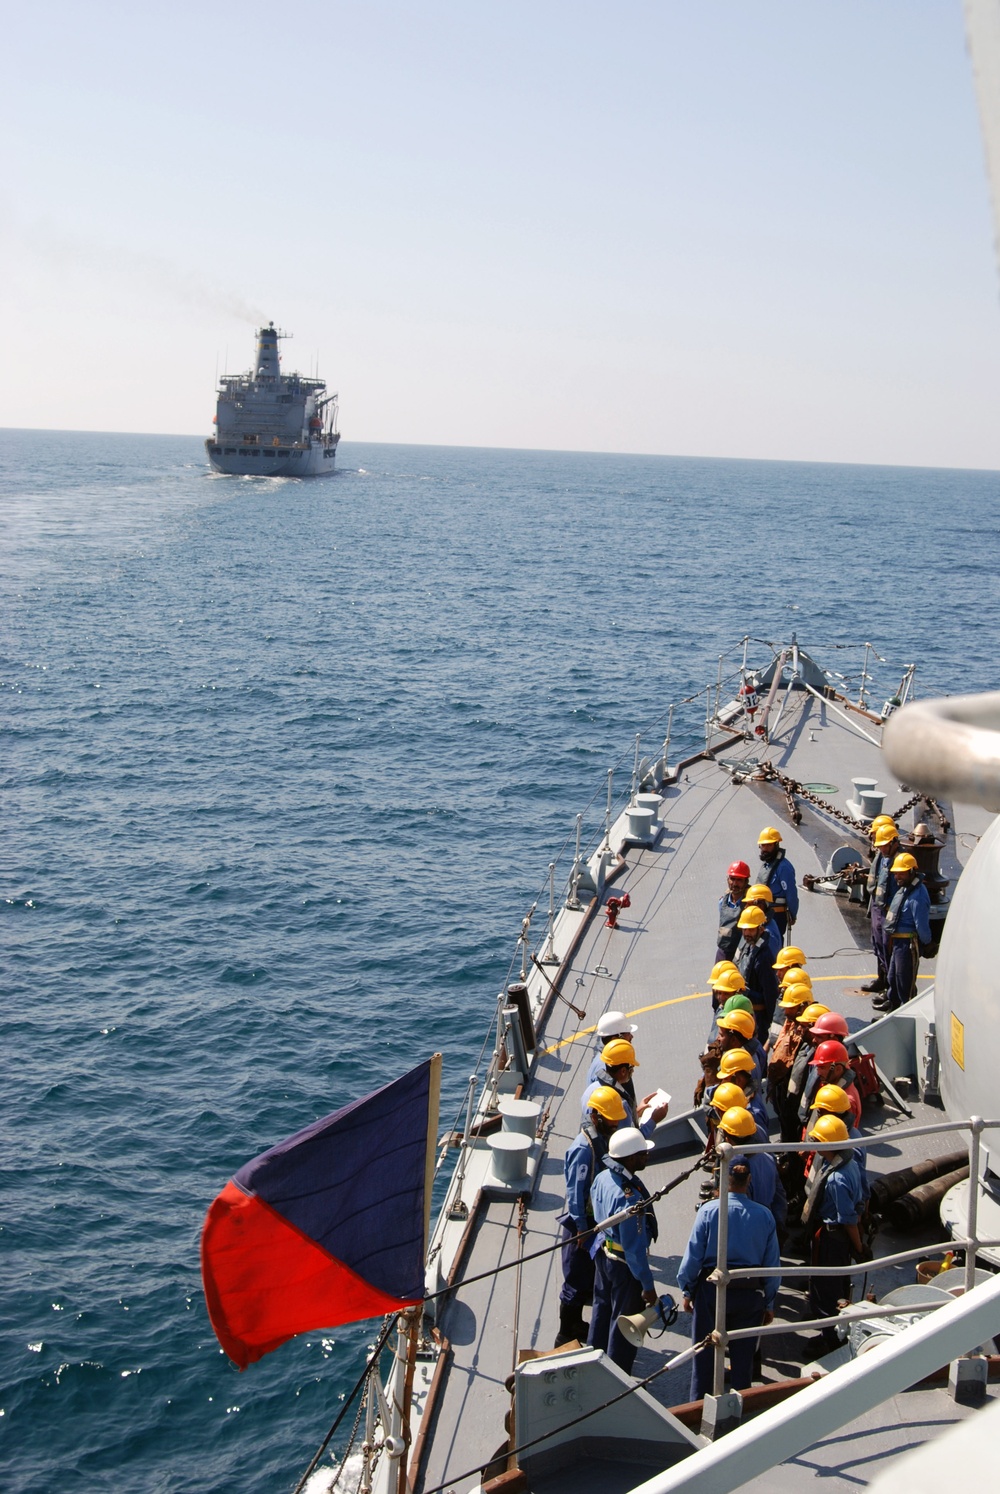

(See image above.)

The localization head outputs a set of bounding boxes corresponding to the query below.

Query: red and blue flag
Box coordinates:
[201,1054,441,1369]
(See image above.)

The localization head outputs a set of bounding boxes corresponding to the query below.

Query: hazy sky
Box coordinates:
[3,1,999,466]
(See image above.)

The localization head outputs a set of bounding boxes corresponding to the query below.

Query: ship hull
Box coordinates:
[205,438,339,478]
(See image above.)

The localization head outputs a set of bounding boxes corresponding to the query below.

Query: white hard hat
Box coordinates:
[597,1010,639,1039]
[608,1126,654,1160]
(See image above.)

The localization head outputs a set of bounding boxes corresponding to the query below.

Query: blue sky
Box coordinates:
[3,1,999,465]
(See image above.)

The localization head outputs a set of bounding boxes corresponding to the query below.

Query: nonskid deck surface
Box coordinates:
[419,688,974,1492]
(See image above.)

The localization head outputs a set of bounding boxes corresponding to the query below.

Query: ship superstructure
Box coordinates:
[205,322,340,477]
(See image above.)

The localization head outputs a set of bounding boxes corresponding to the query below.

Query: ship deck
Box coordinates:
[416,681,994,1493]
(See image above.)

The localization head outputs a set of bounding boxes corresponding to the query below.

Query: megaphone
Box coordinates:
[617,1293,677,1348]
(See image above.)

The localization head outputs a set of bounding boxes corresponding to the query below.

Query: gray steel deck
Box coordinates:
[418,684,988,1492]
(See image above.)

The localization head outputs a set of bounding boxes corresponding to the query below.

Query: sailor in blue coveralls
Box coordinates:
[678,1153,780,1399]
[808,1084,870,1209]
[742,883,782,962]
[801,1114,865,1353]
[755,826,798,937]
[587,1127,659,1373]
[715,1102,787,1229]
[733,906,781,1041]
[556,1085,628,1346]
[710,1048,770,1136]
[716,1007,767,1086]
[581,1038,669,1139]
[716,860,751,961]
[585,1010,639,1087]
[874,852,932,1012]
[863,822,899,994]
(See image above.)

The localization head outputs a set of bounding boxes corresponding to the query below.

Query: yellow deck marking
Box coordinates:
[543,972,933,1055]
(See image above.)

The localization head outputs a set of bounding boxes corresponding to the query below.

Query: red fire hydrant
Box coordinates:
[605,893,631,929]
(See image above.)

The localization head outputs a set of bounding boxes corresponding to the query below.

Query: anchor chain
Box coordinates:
[755,763,952,838]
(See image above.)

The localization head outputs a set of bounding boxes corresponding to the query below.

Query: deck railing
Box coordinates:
[707,1115,997,1406]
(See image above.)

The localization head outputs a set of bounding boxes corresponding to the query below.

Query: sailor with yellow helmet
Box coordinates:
[755,825,798,936]
[733,903,780,1041]
[802,1113,866,1354]
[556,1084,628,1346]
[863,817,900,994]
[875,850,932,1012]
[742,881,782,961]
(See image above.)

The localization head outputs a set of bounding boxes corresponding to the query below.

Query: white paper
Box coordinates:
[639,1088,671,1126]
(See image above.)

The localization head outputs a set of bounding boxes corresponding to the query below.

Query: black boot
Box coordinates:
[555,1302,587,1347]
[861,979,887,993]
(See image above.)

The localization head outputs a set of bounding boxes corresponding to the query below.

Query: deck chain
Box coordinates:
[756,763,951,839]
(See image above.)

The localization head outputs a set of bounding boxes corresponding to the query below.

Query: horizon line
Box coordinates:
[1,426,998,477]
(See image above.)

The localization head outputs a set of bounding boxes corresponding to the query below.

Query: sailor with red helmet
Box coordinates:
[716,860,751,961]
[799,1032,862,1130]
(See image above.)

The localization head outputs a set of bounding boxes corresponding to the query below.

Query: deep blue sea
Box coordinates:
[2,429,999,1493]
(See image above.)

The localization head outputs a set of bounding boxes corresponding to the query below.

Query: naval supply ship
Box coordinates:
[205,323,340,478]
[292,636,1000,1494]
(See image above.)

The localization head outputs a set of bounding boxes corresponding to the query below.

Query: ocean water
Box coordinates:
[2,428,999,1493]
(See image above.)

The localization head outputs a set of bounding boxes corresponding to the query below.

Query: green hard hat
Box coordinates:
[720,993,755,1017]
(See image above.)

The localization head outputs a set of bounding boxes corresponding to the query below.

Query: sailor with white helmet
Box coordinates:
[755,826,798,936]
[556,1084,628,1346]
[587,1126,659,1372]
[586,1011,639,1087]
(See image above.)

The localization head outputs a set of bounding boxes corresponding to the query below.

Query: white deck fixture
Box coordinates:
[884,692,1000,813]
[623,1274,1000,1494]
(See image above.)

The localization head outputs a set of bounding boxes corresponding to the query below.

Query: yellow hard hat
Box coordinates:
[587,1085,628,1123]
[709,960,739,983]
[870,815,896,834]
[743,883,774,903]
[758,826,782,845]
[810,1084,852,1114]
[808,1114,850,1145]
[712,968,747,995]
[738,906,767,930]
[717,1009,756,1041]
[891,852,918,874]
[601,1039,639,1068]
[717,1106,757,1139]
[779,966,812,989]
[718,1047,754,1077]
[774,945,806,971]
[874,824,899,848]
[710,1082,749,1114]
[796,1002,830,1025]
[779,981,813,1009]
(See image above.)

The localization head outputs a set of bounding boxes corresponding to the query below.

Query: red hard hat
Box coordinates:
[809,1039,850,1066]
[809,1012,849,1039]
[728,861,751,880]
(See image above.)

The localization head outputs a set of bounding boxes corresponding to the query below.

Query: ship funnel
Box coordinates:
[255,322,281,380]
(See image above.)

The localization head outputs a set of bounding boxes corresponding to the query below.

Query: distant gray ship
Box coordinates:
[205,323,340,477]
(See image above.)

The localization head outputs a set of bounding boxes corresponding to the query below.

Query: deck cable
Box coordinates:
[425,1156,706,1306]
[417,1331,716,1494]
[290,1313,397,1494]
